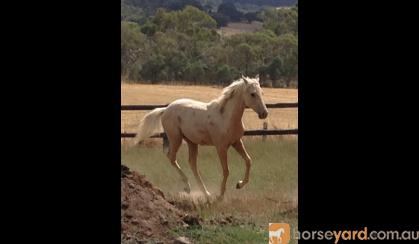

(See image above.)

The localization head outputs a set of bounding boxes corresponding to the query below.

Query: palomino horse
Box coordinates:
[134,76,268,199]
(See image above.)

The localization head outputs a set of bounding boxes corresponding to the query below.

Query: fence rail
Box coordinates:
[121,102,298,138]
[121,102,298,111]
[121,129,298,138]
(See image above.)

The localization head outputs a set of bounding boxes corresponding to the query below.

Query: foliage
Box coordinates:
[262,6,298,36]
[243,11,261,23]
[121,21,147,80]
[121,4,298,87]
[217,2,243,22]
[209,12,230,27]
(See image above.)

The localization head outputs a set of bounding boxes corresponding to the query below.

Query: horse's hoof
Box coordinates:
[236,181,243,189]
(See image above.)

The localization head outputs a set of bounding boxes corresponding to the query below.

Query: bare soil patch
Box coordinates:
[121,165,198,243]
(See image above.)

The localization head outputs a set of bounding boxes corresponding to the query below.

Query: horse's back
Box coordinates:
[162,98,215,145]
[167,98,207,110]
[162,98,208,126]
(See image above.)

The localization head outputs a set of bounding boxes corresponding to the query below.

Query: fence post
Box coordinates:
[262,122,268,141]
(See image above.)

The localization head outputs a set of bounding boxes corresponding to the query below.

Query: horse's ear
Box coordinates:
[242,75,249,84]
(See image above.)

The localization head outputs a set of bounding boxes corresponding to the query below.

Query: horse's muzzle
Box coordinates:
[258,111,268,119]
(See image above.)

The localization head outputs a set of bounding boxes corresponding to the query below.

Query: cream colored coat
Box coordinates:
[134,77,268,200]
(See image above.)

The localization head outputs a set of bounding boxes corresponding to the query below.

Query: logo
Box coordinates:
[269,223,290,244]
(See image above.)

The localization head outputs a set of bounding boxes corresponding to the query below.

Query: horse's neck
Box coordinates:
[223,93,245,129]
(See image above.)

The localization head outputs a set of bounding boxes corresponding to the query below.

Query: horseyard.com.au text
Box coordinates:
[269,224,419,243]
[292,227,419,243]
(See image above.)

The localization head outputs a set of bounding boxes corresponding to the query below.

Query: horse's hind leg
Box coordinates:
[166,130,191,193]
[187,141,211,199]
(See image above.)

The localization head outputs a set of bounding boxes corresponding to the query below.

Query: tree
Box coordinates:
[267,56,283,81]
[217,2,242,22]
[152,6,217,37]
[140,21,156,36]
[120,0,298,86]
[165,0,203,11]
[177,6,217,31]
[244,12,260,23]
[184,60,206,83]
[203,3,214,13]
[215,64,237,85]
[140,54,167,82]
[210,12,230,27]
[233,43,256,75]
[276,34,297,86]
[262,8,298,36]
[258,64,269,82]
[121,21,147,79]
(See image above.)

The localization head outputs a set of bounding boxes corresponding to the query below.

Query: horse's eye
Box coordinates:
[251,93,256,97]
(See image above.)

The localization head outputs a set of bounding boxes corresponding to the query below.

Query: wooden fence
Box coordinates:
[121,103,298,111]
[121,103,298,139]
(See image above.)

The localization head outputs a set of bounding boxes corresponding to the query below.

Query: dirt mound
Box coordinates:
[121,165,196,244]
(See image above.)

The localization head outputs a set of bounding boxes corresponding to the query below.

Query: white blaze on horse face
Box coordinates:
[243,81,268,119]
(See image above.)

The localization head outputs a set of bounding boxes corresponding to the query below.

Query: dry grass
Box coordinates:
[121,83,298,136]
[218,21,263,37]
[122,139,297,225]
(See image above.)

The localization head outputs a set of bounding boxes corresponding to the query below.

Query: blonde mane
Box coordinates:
[214,77,258,113]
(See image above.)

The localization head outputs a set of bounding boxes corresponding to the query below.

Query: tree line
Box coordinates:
[121,5,298,87]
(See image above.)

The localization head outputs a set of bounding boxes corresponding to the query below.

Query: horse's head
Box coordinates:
[242,76,268,119]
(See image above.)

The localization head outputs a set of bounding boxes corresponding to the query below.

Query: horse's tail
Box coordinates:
[133,107,166,145]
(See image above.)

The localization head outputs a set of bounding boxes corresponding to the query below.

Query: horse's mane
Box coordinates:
[213,77,258,113]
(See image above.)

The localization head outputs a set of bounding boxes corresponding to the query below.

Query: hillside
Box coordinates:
[121,0,297,86]
[232,0,296,5]
[121,0,298,23]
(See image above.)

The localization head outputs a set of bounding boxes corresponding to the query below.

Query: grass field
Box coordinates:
[121,83,298,136]
[122,138,297,243]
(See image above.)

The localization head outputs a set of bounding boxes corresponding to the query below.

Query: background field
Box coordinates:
[121,83,298,137]
[218,21,263,37]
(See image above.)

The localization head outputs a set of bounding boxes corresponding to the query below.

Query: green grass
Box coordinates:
[122,138,298,243]
[170,207,298,244]
[172,225,268,244]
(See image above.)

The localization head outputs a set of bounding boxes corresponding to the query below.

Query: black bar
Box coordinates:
[121,103,298,110]
[121,129,298,138]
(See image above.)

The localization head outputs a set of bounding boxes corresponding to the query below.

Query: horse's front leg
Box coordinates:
[232,139,252,189]
[216,146,229,200]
